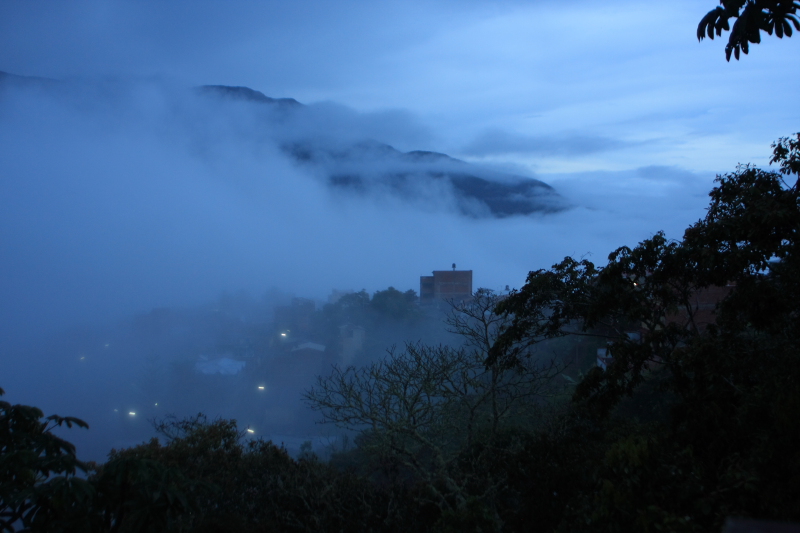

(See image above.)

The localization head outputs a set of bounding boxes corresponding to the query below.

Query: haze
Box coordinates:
[1,0,798,459]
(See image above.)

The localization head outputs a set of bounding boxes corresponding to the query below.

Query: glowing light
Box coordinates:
[155,403,158,406]
[280,333,287,337]
[128,412,136,416]
[79,356,85,360]
[246,429,255,434]
[258,386,265,390]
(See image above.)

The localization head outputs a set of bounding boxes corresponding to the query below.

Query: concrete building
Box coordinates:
[420,266,473,304]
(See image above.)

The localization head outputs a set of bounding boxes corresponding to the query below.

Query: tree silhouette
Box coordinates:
[698,0,800,60]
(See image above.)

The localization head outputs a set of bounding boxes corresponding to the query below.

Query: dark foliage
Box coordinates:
[0,388,95,532]
[99,414,394,532]
[698,0,800,60]
[492,134,800,531]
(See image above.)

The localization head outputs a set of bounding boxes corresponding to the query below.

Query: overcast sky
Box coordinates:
[1,0,799,339]
[3,1,799,168]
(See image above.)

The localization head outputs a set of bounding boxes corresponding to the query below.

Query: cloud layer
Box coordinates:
[1,0,798,177]
[462,129,637,157]
[0,77,718,347]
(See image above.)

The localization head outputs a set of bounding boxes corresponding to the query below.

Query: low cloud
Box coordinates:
[462,128,640,157]
[0,76,716,350]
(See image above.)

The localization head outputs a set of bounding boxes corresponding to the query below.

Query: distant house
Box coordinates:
[665,283,735,332]
[596,283,735,370]
[420,267,473,305]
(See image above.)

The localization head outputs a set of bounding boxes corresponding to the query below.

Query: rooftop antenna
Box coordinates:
[452,263,456,271]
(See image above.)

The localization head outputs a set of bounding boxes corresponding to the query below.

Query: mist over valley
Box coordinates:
[0,71,717,460]
[4,2,800,529]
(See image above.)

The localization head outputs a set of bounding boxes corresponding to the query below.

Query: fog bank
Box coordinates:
[0,77,715,345]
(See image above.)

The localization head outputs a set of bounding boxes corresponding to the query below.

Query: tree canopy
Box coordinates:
[698,0,800,60]
[489,133,800,529]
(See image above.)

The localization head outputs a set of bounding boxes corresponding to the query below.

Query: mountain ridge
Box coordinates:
[196,83,565,217]
[0,73,567,218]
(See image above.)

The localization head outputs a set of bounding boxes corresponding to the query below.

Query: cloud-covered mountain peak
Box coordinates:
[198,84,302,108]
[0,73,566,219]
[198,84,566,218]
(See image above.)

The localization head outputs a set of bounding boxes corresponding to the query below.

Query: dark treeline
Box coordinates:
[3,134,800,532]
